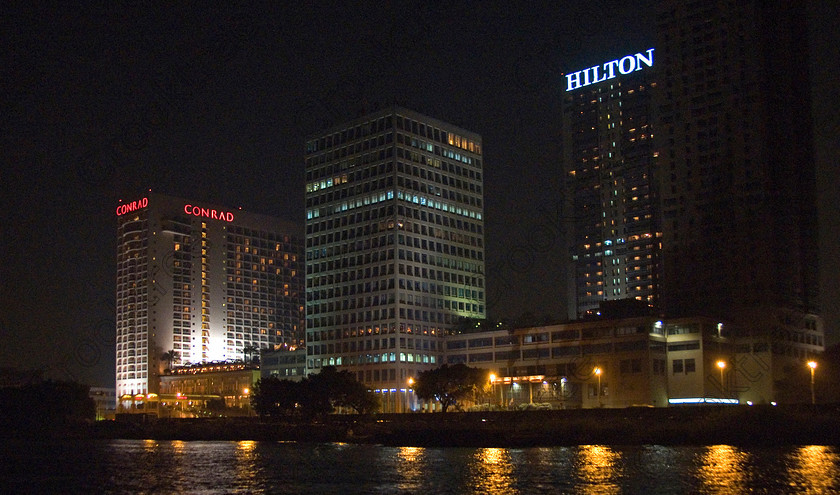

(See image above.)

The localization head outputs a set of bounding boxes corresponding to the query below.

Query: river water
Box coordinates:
[2,439,839,494]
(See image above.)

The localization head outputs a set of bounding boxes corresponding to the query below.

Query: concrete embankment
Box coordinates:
[11,405,840,446]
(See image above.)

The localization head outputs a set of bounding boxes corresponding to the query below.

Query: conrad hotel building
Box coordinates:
[305,107,485,410]
[115,193,304,397]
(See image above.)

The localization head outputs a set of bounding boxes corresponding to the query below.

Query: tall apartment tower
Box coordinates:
[562,49,660,319]
[653,1,819,326]
[115,193,304,397]
[305,107,485,409]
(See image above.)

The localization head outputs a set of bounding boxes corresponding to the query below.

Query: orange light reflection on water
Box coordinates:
[784,445,840,492]
[696,445,750,493]
[396,446,426,491]
[574,445,622,494]
[235,440,259,484]
[467,448,516,494]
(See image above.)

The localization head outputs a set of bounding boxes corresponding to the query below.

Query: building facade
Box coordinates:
[158,362,260,417]
[444,315,824,409]
[261,347,307,381]
[562,49,661,319]
[304,107,485,410]
[115,192,304,397]
[652,1,819,325]
[563,2,820,340]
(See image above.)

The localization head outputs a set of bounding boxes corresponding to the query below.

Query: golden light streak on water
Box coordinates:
[695,444,751,493]
[235,440,259,484]
[574,445,622,494]
[396,446,426,491]
[467,448,517,494]
[784,445,840,492]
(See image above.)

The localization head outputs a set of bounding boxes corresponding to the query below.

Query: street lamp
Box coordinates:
[807,361,817,405]
[716,360,726,397]
[406,377,414,413]
[594,367,602,407]
[560,377,567,409]
[489,373,497,408]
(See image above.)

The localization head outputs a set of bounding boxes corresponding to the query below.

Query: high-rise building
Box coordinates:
[304,107,485,410]
[115,193,304,397]
[562,2,822,361]
[562,49,660,319]
[653,1,819,325]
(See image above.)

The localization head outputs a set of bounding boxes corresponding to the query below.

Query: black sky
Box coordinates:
[1,2,837,387]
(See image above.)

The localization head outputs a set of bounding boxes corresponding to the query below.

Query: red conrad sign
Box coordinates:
[184,204,234,222]
[116,197,149,216]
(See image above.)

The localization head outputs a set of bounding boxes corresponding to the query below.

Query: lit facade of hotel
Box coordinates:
[563,1,820,337]
[115,193,304,397]
[562,50,660,318]
[556,2,823,409]
[305,107,485,409]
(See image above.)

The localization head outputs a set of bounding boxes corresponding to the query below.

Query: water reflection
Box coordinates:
[235,440,260,488]
[695,445,751,493]
[467,448,517,494]
[785,445,840,492]
[396,446,426,491]
[171,439,186,453]
[574,445,623,494]
[4,440,840,494]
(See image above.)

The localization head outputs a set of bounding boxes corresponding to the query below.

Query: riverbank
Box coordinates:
[6,405,840,446]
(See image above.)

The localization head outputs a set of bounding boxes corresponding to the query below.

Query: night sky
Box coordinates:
[2,2,838,387]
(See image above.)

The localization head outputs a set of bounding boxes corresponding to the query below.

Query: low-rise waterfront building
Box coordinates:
[154,362,259,417]
[442,315,823,409]
[89,387,117,420]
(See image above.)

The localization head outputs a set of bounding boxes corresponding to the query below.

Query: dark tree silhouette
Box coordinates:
[242,344,260,364]
[250,367,379,419]
[308,366,379,414]
[161,350,177,372]
[251,376,303,418]
[414,364,488,412]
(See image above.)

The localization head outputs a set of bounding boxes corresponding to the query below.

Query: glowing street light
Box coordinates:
[489,373,499,407]
[807,361,817,405]
[405,377,415,413]
[716,360,726,397]
[594,367,602,407]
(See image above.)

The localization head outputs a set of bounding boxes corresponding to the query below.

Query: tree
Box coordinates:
[250,376,303,418]
[414,364,488,412]
[242,344,260,364]
[308,366,379,414]
[251,368,380,419]
[161,350,177,372]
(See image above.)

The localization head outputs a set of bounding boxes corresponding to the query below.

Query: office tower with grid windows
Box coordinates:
[305,107,485,411]
[653,1,819,326]
[115,193,304,397]
[562,49,660,319]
